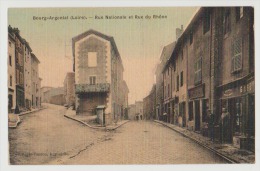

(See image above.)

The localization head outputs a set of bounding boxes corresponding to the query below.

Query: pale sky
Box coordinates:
[8,7,198,104]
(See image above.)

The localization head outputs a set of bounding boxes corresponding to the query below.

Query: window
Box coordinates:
[88,52,97,67]
[9,41,11,47]
[194,57,202,84]
[236,7,243,22]
[16,70,19,84]
[10,75,12,86]
[180,71,184,87]
[9,55,12,66]
[176,75,179,91]
[20,73,23,85]
[189,101,194,121]
[190,31,193,45]
[168,84,170,97]
[223,8,231,35]
[203,9,211,34]
[231,38,242,72]
[89,76,96,85]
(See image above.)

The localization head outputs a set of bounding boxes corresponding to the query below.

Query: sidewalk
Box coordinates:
[64,109,130,130]
[8,107,46,128]
[154,120,255,163]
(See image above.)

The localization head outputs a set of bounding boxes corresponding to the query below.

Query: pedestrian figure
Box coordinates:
[207,109,215,141]
[220,108,232,143]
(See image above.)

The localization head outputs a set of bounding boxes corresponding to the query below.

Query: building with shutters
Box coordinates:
[72,29,128,125]
[160,7,254,150]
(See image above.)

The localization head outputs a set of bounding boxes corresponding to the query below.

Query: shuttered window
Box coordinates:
[231,38,242,73]
[194,57,202,84]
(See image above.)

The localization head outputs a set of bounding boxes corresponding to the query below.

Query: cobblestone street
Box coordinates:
[61,121,227,164]
[9,103,108,165]
[9,104,228,165]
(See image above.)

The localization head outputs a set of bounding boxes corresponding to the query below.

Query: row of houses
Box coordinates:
[8,26,42,113]
[144,7,254,151]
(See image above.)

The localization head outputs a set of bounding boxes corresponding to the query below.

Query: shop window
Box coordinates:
[194,57,202,84]
[231,38,242,73]
[203,8,211,34]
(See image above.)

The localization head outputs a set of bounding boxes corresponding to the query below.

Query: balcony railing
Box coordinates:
[75,83,110,94]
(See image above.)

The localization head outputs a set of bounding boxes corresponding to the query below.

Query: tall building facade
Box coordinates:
[159,7,254,150]
[23,40,32,109]
[72,29,128,125]
[31,53,41,108]
[8,32,16,113]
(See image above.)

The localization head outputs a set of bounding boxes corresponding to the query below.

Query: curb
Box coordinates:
[154,120,239,164]
[64,114,105,130]
[64,114,130,131]
[18,107,46,116]
[106,120,130,131]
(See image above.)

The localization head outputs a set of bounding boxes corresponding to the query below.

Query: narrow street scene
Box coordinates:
[6,6,255,165]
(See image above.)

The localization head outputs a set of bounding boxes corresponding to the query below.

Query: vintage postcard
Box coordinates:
[5,5,255,166]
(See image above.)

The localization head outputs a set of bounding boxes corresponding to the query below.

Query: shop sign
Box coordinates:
[224,89,233,96]
[188,84,205,99]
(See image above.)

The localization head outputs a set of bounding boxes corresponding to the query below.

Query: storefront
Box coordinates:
[188,84,209,132]
[218,76,254,150]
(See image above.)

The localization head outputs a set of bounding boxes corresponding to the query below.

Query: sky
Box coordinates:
[8,7,198,104]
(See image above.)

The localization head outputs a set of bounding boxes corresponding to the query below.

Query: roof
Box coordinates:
[23,39,32,52]
[162,7,204,73]
[155,42,176,74]
[31,53,40,63]
[72,29,124,70]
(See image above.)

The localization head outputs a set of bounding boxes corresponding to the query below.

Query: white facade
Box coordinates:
[8,33,16,112]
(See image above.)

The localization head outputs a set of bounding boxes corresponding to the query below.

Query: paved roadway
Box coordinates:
[9,103,227,164]
[62,121,227,164]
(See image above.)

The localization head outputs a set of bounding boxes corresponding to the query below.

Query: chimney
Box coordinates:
[176,25,184,40]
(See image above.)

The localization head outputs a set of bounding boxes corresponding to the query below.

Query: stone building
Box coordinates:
[160,7,254,150]
[9,26,25,111]
[8,31,16,113]
[63,72,75,107]
[216,7,254,150]
[43,87,66,105]
[31,53,41,108]
[72,29,128,125]
[23,40,32,109]
[155,42,175,121]
[41,86,53,103]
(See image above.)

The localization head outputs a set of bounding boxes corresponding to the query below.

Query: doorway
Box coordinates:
[195,100,200,131]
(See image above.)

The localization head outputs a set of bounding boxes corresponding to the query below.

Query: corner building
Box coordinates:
[72,29,128,125]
